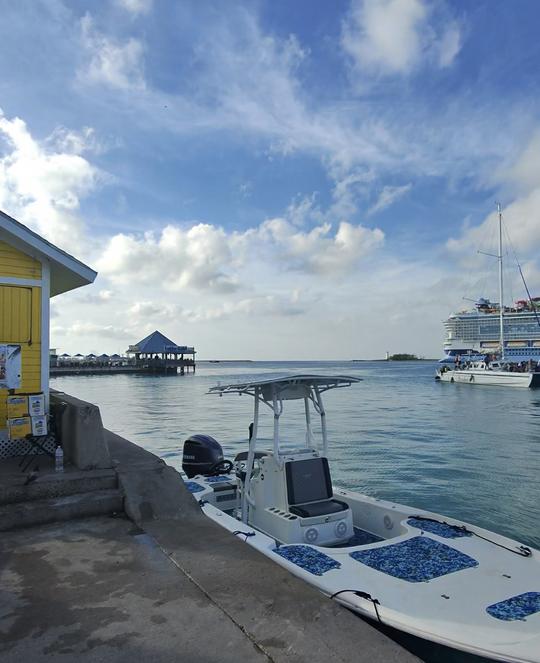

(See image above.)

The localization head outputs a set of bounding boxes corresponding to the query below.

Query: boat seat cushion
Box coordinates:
[274,545,341,576]
[350,536,478,582]
[286,457,333,505]
[289,499,349,519]
[486,592,540,621]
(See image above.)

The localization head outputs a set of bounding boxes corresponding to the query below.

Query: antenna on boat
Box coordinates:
[496,202,505,360]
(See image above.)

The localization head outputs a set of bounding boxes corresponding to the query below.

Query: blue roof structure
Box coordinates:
[128,330,194,355]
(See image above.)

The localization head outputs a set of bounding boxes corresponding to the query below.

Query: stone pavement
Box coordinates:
[0,430,419,663]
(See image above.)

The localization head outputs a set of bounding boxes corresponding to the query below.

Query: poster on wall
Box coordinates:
[0,344,22,389]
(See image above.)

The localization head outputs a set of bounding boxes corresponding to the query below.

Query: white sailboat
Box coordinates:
[436,204,540,388]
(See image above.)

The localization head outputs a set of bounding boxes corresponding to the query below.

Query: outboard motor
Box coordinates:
[182,434,225,478]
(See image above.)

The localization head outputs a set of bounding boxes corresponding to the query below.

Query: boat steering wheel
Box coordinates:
[208,459,234,476]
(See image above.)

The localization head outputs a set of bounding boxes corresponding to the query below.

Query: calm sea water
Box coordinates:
[52,360,540,550]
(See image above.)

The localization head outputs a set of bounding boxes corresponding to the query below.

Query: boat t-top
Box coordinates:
[182,374,540,662]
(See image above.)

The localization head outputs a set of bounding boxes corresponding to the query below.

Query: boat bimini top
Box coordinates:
[208,374,361,523]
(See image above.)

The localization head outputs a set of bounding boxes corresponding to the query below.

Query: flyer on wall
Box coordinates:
[0,344,22,389]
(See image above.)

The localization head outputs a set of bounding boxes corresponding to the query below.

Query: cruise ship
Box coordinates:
[441,297,540,363]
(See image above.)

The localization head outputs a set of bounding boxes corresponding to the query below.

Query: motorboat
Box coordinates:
[182,374,540,662]
[436,360,540,388]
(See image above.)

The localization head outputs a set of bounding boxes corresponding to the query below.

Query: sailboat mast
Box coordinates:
[497,203,504,359]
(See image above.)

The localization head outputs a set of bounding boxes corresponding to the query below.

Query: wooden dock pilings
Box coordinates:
[51,358,196,377]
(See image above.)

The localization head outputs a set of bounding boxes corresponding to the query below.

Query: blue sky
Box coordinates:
[1,0,540,358]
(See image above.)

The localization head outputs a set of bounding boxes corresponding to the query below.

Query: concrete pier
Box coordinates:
[0,397,419,663]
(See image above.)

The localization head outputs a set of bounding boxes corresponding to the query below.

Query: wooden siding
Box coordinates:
[0,286,32,342]
[1,241,43,429]
[0,240,42,279]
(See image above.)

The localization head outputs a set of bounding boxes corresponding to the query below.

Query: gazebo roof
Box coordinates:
[128,330,189,354]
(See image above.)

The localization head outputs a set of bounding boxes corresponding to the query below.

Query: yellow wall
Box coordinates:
[0,241,41,279]
[0,241,42,427]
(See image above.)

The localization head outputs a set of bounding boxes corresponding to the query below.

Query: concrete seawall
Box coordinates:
[108,430,418,662]
[1,392,419,662]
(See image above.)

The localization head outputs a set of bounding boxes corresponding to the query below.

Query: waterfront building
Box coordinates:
[0,210,96,450]
[127,330,196,374]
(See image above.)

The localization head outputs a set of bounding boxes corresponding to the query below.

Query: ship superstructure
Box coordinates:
[442,298,540,362]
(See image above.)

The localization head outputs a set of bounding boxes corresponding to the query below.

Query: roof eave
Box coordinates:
[0,210,97,295]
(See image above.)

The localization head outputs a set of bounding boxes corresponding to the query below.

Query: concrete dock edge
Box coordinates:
[108,430,420,663]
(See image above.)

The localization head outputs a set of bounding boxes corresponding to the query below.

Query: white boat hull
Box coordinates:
[186,475,540,663]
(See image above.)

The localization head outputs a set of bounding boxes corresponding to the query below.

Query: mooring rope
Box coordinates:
[410,515,532,557]
[330,589,382,623]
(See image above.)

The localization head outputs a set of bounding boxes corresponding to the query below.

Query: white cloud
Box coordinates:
[499,130,540,195]
[258,218,384,275]
[285,194,324,227]
[0,110,101,254]
[52,321,132,340]
[180,294,306,323]
[78,289,115,304]
[446,191,540,262]
[129,301,167,318]
[98,213,385,294]
[438,23,461,68]
[329,169,376,221]
[342,0,427,74]
[98,223,240,293]
[80,15,145,90]
[447,131,540,266]
[341,0,462,76]
[368,183,412,215]
[116,0,153,15]
[68,4,476,205]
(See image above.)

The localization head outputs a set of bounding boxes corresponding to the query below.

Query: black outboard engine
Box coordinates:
[182,434,224,478]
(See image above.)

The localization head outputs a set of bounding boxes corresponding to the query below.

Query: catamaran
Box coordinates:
[182,375,540,663]
[436,204,540,387]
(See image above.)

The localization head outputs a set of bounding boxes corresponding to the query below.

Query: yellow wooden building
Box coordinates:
[0,210,96,448]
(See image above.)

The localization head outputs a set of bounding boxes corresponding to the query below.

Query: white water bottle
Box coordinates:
[55,445,64,472]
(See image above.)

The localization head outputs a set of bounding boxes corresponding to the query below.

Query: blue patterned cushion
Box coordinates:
[205,476,232,483]
[184,481,205,493]
[407,517,472,539]
[487,592,540,621]
[274,545,341,576]
[350,536,478,582]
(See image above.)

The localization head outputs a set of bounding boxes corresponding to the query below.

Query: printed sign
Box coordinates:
[0,345,22,389]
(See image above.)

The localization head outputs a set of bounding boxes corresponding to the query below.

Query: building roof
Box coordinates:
[128,330,194,354]
[0,209,97,296]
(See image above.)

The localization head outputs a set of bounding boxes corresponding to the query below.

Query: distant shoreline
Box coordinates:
[198,358,438,363]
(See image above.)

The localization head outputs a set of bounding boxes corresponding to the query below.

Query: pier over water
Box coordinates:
[51,330,196,377]
[127,330,196,375]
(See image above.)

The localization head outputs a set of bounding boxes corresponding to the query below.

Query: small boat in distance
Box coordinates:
[182,375,540,662]
[437,204,540,387]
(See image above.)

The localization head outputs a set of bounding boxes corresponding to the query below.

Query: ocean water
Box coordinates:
[51,360,540,550]
[51,359,540,662]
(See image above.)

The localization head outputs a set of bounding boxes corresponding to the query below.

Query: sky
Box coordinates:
[1,0,540,359]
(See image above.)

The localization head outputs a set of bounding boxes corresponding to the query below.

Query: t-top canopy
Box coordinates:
[208,374,361,402]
